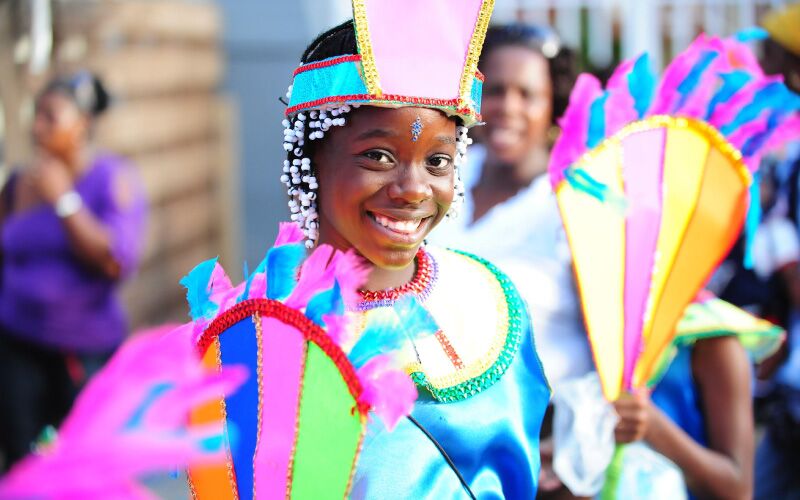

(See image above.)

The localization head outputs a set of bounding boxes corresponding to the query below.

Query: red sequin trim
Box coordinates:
[475,70,485,82]
[292,54,362,76]
[285,94,467,116]
[359,248,434,303]
[434,330,464,369]
[197,299,370,416]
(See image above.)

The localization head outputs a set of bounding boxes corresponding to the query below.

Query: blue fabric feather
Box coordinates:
[744,171,761,270]
[742,111,783,157]
[180,257,220,321]
[735,27,769,42]
[674,50,718,111]
[239,257,266,303]
[266,243,305,300]
[348,296,438,369]
[564,167,611,202]
[587,92,609,148]
[305,279,344,327]
[705,71,751,120]
[721,82,787,136]
[629,54,656,119]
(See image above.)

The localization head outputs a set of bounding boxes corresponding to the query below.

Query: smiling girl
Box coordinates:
[276,11,551,498]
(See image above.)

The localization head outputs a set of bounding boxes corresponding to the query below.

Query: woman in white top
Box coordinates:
[429,24,590,390]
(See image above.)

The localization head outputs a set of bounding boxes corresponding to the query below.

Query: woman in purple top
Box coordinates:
[0,72,147,469]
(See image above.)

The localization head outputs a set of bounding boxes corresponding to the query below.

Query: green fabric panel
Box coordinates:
[290,343,363,499]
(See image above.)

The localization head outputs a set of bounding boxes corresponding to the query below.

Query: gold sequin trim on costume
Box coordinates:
[251,314,263,499]
[574,115,752,186]
[458,0,494,110]
[352,0,382,95]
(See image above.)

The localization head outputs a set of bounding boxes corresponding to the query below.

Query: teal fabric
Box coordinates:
[471,77,483,115]
[289,56,368,108]
[350,304,550,498]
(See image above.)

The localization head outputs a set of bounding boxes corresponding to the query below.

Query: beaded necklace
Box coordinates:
[352,247,438,311]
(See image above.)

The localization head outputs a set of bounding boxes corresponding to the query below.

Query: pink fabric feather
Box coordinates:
[0,324,247,499]
[356,355,418,431]
[604,58,638,136]
[273,221,305,247]
[284,245,338,308]
[649,34,709,116]
[334,250,371,309]
[549,73,603,187]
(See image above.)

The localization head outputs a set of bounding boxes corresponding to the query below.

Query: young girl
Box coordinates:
[276,13,551,498]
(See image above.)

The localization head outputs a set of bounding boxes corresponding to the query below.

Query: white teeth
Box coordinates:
[373,214,422,234]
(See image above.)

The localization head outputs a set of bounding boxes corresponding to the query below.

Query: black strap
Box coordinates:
[406,415,477,500]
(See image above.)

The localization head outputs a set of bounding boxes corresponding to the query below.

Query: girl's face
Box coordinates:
[480,45,553,166]
[32,91,88,159]
[314,106,456,269]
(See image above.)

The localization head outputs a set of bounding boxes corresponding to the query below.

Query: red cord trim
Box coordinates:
[292,54,362,77]
[286,94,474,116]
[197,299,368,416]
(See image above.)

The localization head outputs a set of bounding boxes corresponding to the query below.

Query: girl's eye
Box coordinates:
[428,155,452,170]
[364,150,393,164]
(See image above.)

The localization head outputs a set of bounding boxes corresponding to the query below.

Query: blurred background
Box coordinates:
[0,0,793,329]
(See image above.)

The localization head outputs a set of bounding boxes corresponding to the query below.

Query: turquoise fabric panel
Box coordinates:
[351,313,550,498]
[289,57,369,108]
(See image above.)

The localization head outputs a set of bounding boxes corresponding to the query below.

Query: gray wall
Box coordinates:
[216,0,349,269]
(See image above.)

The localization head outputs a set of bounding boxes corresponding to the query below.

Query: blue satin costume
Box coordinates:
[350,248,551,498]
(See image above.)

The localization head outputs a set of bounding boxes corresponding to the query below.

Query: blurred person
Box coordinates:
[0,71,146,470]
[749,4,800,497]
[427,24,589,498]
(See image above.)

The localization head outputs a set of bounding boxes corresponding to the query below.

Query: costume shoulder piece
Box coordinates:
[356,247,528,403]
[180,223,434,499]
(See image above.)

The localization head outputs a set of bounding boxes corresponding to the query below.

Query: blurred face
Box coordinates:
[32,91,88,159]
[314,106,456,269]
[480,45,553,166]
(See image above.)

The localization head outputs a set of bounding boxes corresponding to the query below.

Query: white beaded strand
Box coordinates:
[281,101,355,247]
[449,125,471,218]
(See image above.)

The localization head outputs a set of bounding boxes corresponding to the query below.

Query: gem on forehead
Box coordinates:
[411,116,423,142]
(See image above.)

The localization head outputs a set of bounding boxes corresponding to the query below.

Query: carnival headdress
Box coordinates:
[548,33,800,403]
[281,0,495,246]
[286,0,493,126]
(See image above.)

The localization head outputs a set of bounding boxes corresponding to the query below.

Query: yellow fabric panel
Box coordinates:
[642,126,710,344]
[635,147,748,385]
[557,145,626,401]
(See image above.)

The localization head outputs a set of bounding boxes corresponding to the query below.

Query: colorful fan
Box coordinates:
[183,223,426,500]
[548,33,800,402]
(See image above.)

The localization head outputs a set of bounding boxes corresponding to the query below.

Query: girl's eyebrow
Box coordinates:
[436,135,456,145]
[354,128,398,141]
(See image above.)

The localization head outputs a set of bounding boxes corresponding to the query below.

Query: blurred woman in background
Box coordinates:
[0,71,146,469]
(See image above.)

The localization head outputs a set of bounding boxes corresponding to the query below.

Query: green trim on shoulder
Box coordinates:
[410,249,525,403]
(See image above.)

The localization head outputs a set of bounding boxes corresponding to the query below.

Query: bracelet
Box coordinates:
[54,190,83,218]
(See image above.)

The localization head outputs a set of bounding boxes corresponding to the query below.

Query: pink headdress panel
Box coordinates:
[287,0,493,126]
